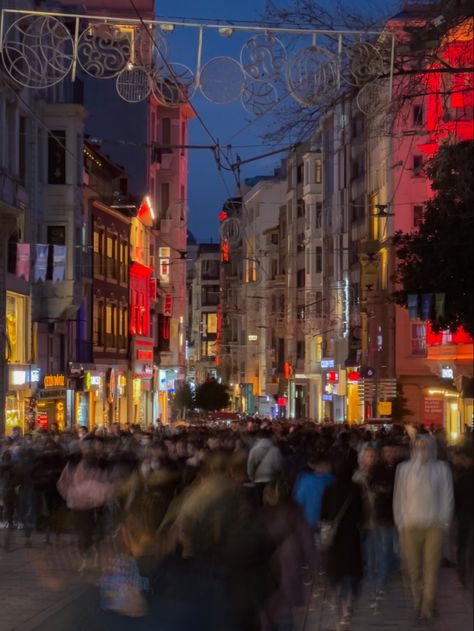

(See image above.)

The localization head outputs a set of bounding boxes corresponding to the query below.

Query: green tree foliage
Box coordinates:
[172,382,195,417]
[392,140,474,336]
[195,379,230,412]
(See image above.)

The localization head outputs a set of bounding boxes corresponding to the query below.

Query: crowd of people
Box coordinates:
[0,419,472,630]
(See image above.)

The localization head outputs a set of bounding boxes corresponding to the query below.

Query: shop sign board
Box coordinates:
[11,370,27,386]
[43,374,65,388]
[377,401,392,416]
[163,294,172,317]
[321,358,335,369]
[423,397,444,425]
[441,366,454,379]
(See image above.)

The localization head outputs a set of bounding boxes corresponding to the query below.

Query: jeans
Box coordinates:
[399,526,443,619]
[363,525,394,597]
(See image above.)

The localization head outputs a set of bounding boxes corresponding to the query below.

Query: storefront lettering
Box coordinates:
[44,374,65,388]
[137,350,153,361]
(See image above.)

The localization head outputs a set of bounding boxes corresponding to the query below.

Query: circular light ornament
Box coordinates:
[116,65,152,103]
[152,62,195,106]
[286,45,338,107]
[240,32,286,82]
[77,23,131,79]
[199,56,245,104]
[2,15,73,89]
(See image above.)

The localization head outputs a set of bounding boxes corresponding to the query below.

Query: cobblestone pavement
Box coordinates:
[0,529,472,631]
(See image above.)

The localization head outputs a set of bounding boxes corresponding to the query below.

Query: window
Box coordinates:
[201,285,220,306]
[297,305,305,321]
[297,268,305,289]
[201,258,220,280]
[93,299,104,347]
[297,199,305,218]
[106,234,117,279]
[413,155,424,177]
[314,158,322,183]
[297,164,303,183]
[19,115,27,186]
[297,233,305,252]
[411,323,426,356]
[162,118,171,151]
[351,154,365,181]
[119,239,128,283]
[413,104,424,126]
[271,258,278,279]
[352,115,364,139]
[315,246,322,273]
[296,340,305,360]
[46,225,66,281]
[5,291,29,363]
[315,203,322,228]
[105,303,116,347]
[413,205,424,228]
[48,130,66,184]
[93,228,105,276]
[271,233,279,245]
[160,182,170,218]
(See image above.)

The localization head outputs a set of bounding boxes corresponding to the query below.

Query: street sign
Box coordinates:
[378,401,392,416]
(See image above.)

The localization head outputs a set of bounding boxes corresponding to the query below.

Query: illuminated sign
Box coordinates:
[441,367,454,379]
[44,374,65,388]
[163,294,172,317]
[158,247,170,258]
[322,394,333,401]
[377,401,392,416]
[248,334,258,341]
[84,372,102,390]
[341,278,349,338]
[321,358,335,369]
[327,370,338,383]
[347,371,361,382]
[137,350,153,361]
[31,368,40,383]
[55,401,65,425]
[159,258,170,283]
[11,370,27,386]
[277,397,286,406]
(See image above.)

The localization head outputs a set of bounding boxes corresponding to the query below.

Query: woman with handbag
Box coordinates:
[320,457,363,630]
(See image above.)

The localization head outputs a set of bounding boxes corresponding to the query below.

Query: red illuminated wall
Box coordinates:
[129,262,152,337]
[425,322,473,347]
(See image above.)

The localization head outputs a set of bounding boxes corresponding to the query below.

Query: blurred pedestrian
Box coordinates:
[393,434,454,625]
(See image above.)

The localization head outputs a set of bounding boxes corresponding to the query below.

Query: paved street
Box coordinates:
[0,531,472,631]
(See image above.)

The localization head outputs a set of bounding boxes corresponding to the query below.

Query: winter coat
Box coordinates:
[320,480,363,584]
[393,434,454,531]
[247,438,283,485]
[293,471,334,527]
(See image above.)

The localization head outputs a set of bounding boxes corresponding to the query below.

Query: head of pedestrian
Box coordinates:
[358,445,378,472]
[411,433,437,464]
[78,426,88,440]
[308,451,331,474]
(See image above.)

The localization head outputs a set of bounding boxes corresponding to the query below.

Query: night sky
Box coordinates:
[154,0,398,242]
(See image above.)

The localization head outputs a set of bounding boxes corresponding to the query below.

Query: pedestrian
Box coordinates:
[247,428,284,503]
[393,434,454,625]
[320,457,363,630]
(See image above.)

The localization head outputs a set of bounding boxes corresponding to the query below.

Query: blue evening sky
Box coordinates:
[154,0,399,242]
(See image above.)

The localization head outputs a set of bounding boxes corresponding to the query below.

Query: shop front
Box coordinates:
[130,342,154,426]
[74,370,105,430]
[37,373,66,431]
[6,365,40,435]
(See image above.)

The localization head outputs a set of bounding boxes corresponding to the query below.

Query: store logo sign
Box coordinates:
[441,367,454,379]
[44,374,65,388]
[321,358,335,369]
[11,370,27,386]
[31,368,40,383]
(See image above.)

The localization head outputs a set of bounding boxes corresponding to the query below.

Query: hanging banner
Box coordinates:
[52,245,66,282]
[16,243,30,281]
[34,244,49,282]
[407,294,419,320]
[163,294,172,317]
[421,293,432,321]
[435,293,446,320]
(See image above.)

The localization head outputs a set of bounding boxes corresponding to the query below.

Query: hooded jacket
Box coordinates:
[393,435,453,530]
[247,438,283,484]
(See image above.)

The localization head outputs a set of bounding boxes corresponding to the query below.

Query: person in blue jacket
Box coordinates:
[292,451,334,529]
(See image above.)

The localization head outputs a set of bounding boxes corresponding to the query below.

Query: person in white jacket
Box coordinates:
[247,430,283,502]
[393,433,454,624]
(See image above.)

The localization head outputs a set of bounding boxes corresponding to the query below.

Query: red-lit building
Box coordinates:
[390,15,474,434]
[128,197,156,426]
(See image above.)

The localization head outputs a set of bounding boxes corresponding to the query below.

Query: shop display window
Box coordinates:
[5,291,29,363]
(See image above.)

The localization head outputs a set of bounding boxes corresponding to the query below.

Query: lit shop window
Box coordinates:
[411,323,427,356]
[5,291,29,363]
